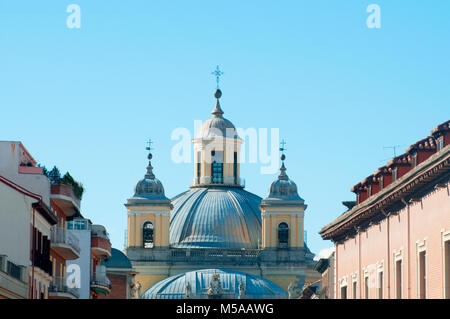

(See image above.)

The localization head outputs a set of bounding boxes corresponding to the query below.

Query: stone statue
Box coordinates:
[207,273,222,298]
[136,281,142,299]
[238,281,245,299]
[185,281,192,299]
[288,281,295,299]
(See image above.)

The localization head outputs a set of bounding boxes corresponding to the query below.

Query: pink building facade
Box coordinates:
[320,120,450,299]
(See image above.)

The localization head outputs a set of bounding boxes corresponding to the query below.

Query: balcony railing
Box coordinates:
[50,226,81,259]
[49,276,79,299]
[0,255,26,282]
[90,272,111,295]
[192,177,245,187]
[50,184,80,216]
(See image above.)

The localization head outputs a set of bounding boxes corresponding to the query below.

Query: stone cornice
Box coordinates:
[320,145,450,241]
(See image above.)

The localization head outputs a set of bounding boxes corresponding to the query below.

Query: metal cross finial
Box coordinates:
[279,139,287,153]
[211,65,224,89]
[146,139,154,152]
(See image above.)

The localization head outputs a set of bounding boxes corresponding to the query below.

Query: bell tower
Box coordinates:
[192,68,244,187]
[125,141,172,249]
[259,150,307,249]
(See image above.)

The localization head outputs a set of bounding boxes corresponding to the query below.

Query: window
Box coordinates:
[378,271,383,299]
[419,251,426,298]
[196,152,201,182]
[438,137,444,151]
[353,281,357,299]
[233,152,238,183]
[396,260,402,299]
[364,276,369,299]
[278,223,289,248]
[67,219,88,230]
[211,162,223,184]
[341,286,347,299]
[143,222,154,248]
[445,240,450,299]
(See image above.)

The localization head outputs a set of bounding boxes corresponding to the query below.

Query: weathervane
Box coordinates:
[280,139,287,154]
[211,65,224,89]
[146,139,154,152]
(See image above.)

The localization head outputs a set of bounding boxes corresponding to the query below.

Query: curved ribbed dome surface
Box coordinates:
[170,187,262,249]
[141,268,287,299]
[196,116,239,139]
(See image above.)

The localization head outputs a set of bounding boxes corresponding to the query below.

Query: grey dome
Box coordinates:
[134,177,166,198]
[170,187,262,249]
[141,268,287,299]
[196,116,239,139]
[132,153,169,201]
[266,163,303,201]
[196,89,239,139]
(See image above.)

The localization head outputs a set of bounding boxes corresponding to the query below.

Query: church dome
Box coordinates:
[196,89,239,139]
[140,268,287,299]
[170,187,262,249]
[266,157,303,201]
[131,152,169,201]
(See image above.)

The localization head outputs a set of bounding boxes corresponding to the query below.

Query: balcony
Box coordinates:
[0,255,28,298]
[91,225,111,259]
[50,226,80,260]
[18,165,43,175]
[48,276,79,299]
[50,184,80,217]
[33,250,52,275]
[90,271,111,296]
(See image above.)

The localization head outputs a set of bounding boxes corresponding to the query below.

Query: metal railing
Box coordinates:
[90,272,111,289]
[170,248,260,260]
[0,254,26,282]
[50,226,81,254]
[192,177,246,187]
[49,276,80,298]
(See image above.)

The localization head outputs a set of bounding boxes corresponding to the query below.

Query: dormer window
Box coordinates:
[438,137,444,151]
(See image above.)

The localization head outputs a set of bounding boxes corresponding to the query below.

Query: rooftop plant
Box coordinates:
[39,165,84,200]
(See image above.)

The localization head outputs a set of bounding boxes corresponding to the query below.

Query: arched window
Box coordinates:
[143,222,154,248]
[278,222,289,248]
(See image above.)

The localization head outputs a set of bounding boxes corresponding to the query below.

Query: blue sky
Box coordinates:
[1,1,449,256]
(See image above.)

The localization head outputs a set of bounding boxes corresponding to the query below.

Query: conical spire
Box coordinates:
[278,156,289,180]
[211,89,224,117]
[145,153,155,179]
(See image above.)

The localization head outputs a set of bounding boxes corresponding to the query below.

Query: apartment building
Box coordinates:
[320,120,450,299]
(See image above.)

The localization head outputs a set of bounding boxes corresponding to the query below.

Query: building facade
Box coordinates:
[0,141,111,299]
[125,89,320,299]
[320,120,450,299]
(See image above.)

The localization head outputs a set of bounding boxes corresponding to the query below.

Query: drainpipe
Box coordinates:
[31,207,35,299]
[401,198,411,299]
[381,209,390,299]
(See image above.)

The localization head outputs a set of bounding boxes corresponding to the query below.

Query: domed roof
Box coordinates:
[196,89,239,139]
[131,152,169,202]
[170,187,262,249]
[266,159,303,201]
[140,268,287,299]
[102,248,132,269]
